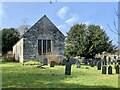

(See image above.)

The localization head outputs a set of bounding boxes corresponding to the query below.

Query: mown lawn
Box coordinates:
[1,62,119,88]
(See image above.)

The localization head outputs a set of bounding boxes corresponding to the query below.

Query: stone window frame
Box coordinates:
[38,39,52,55]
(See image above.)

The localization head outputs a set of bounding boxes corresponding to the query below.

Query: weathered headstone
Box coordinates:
[111,61,113,65]
[94,60,97,66]
[97,61,101,70]
[104,56,107,65]
[88,59,91,65]
[50,61,55,67]
[108,66,112,74]
[117,60,120,65]
[108,57,111,65]
[84,58,88,65]
[65,59,71,75]
[116,65,120,74]
[102,66,107,74]
[114,62,117,69]
[43,58,48,65]
[76,60,80,68]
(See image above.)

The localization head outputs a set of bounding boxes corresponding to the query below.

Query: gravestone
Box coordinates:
[90,61,94,67]
[108,57,111,65]
[94,61,97,66]
[84,58,88,65]
[116,65,120,74]
[108,66,112,74]
[102,66,107,74]
[76,60,80,68]
[114,62,117,69]
[97,61,101,70]
[88,59,91,65]
[43,58,48,65]
[117,60,120,65]
[50,61,55,67]
[111,61,113,65]
[65,58,71,75]
[103,56,107,65]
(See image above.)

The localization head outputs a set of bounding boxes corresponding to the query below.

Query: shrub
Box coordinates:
[3,51,16,62]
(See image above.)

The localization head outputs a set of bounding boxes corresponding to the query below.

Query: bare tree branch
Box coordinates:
[113,21,119,33]
[114,8,120,19]
[107,24,118,35]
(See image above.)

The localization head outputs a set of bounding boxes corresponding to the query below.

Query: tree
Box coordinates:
[2,28,20,54]
[18,18,30,36]
[65,24,116,58]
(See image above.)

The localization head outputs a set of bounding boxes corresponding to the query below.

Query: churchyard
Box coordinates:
[1,57,120,88]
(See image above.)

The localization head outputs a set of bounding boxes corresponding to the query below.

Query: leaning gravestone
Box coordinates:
[97,61,101,70]
[108,66,112,74]
[65,59,71,75]
[43,58,48,65]
[102,66,107,74]
[116,65,120,74]
[50,61,55,67]
[76,60,80,68]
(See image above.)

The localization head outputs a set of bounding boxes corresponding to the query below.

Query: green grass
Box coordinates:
[1,62,119,88]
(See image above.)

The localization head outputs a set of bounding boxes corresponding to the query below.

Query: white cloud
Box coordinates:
[65,15,79,25]
[57,6,69,19]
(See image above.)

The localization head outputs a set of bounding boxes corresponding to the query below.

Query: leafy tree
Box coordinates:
[2,28,20,54]
[65,24,116,58]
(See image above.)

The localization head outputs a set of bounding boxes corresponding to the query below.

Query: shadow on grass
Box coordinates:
[2,73,118,89]
[2,63,119,89]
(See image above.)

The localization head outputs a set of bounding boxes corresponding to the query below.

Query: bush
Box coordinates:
[3,51,16,62]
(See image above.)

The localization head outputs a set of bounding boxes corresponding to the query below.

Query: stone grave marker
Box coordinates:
[76,60,80,68]
[65,58,71,75]
[108,57,111,65]
[43,58,48,65]
[116,65,120,74]
[84,58,88,65]
[97,61,101,70]
[50,61,55,67]
[102,66,107,74]
[93,60,97,66]
[108,66,112,74]
[104,56,107,65]
[88,59,91,65]
[114,62,117,69]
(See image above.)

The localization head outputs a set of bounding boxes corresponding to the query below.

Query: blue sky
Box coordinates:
[1,2,119,46]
